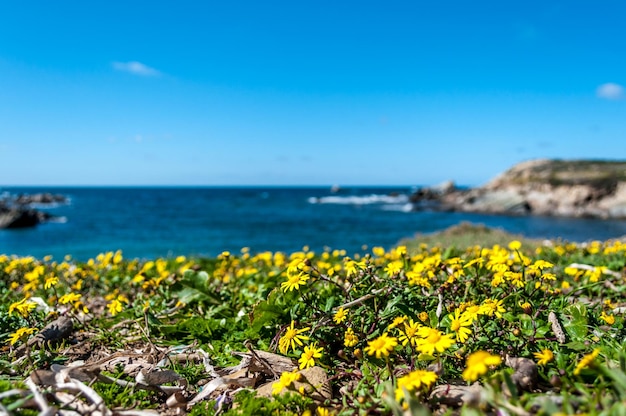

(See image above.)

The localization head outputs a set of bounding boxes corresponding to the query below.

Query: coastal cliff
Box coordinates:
[411,159,626,219]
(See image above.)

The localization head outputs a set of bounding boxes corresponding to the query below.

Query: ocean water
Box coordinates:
[2,186,626,261]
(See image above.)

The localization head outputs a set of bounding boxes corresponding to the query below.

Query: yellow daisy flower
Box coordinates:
[8,327,37,346]
[272,370,301,395]
[344,327,359,347]
[280,272,309,292]
[333,307,348,324]
[298,343,323,369]
[574,349,600,375]
[447,309,472,343]
[533,349,554,366]
[365,333,398,359]
[278,321,310,354]
[416,327,455,355]
[462,351,502,381]
[398,318,421,347]
[395,369,438,401]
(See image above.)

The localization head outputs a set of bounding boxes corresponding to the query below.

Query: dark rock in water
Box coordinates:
[409,180,457,210]
[0,208,42,228]
[14,193,68,205]
[0,192,64,229]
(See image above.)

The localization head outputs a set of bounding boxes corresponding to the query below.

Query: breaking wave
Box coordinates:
[47,216,68,224]
[307,194,410,205]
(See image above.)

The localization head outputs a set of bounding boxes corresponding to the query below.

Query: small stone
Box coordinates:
[430,383,485,407]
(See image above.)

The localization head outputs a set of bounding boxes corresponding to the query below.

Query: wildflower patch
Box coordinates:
[1,238,626,414]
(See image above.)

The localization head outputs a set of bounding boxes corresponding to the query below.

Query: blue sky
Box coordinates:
[1,1,625,186]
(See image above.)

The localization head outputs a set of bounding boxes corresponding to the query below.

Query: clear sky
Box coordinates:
[1,1,625,186]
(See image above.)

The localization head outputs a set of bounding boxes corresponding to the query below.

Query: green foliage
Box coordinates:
[2,232,626,414]
[189,390,313,416]
[561,303,589,341]
[92,380,157,409]
[174,269,222,305]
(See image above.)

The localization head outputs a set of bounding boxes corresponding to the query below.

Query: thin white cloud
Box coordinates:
[112,61,161,76]
[596,82,624,100]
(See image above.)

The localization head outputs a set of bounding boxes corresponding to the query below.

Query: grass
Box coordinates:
[500,159,626,189]
[401,222,546,252]
[1,225,626,415]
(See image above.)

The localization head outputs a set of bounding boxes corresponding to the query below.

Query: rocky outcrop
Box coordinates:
[0,192,65,229]
[14,193,68,205]
[0,207,53,229]
[411,159,626,219]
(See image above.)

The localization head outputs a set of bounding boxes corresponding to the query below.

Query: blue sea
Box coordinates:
[2,186,626,261]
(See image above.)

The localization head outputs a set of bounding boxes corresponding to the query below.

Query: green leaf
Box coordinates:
[429,309,439,328]
[324,296,336,313]
[535,325,550,337]
[250,287,291,332]
[502,312,517,322]
[519,314,535,336]
[381,294,404,320]
[175,270,221,305]
[561,303,588,341]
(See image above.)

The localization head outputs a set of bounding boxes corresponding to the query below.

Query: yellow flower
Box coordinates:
[519,301,532,314]
[299,343,323,369]
[344,259,363,277]
[398,318,421,347]
[58,293,82,305]
[9,298,38,318]
[385,260,404,276]
[464,257,484,269]
[394,245,407,257]
[8,327,37,345]
[600,312,615,325]
[508,240,522,251]
[504,271,524,288]
[480,298,506,318]
[44,275,59,290]
[447,309,472,343]
[531,260,554,270]
[316,407,334,416]
[272,370,301,395]
[110,250,122,265]
[279,321,310,354]
[107,299,124,316]
[416,327,455,355]
[372,246,386,257]
[333,307,348,324]
[462,303,482,321]
[387,315,406,330]
[344,327,359,347]
[406,271,431,288]
[365,333,398,359]
[462,351,502,381]
[395,369,438,401]
[574,349,600,375]
[280,272,309,292]
[418,311,429,323]
[533,349,554,366]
